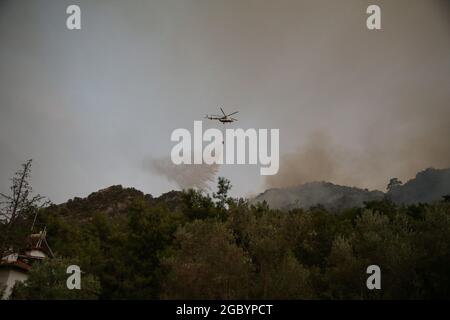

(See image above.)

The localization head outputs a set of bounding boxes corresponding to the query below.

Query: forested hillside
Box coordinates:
[8,179,450,299]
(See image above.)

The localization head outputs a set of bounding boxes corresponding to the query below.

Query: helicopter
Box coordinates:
[205,107,238,123]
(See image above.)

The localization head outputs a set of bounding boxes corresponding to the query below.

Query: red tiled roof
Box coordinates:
[0,260,32,272]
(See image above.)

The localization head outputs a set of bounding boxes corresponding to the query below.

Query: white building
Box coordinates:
[0,231,53,299]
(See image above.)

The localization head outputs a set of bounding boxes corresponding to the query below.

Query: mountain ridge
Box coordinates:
[47,167,450,216]
[253,167,450,210]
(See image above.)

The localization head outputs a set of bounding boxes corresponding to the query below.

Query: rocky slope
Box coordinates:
[253,181,384,210]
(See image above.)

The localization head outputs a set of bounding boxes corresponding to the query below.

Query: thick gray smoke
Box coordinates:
[147,157,219,191]
[265,132,354,189]
[264,0,450,192]
[266,110,450,191]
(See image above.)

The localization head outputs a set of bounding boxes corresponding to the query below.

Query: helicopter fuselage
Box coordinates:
[219,118,235,123]
[206,116,236,123]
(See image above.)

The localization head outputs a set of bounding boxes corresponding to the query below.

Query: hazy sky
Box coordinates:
[1,0,449,203]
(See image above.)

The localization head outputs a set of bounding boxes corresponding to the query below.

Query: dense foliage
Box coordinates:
[12,257,101,300]
[14,178,448,300]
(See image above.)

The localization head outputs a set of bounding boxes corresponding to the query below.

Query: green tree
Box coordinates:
[11,257,100,300]
[108,200,181,299]
[213,177,232,211]
[181,189,215,220]
[412,203,450,298]
[243,211,314,299]
[327,235,365,299]
[162,220,252,299]
[387,177,402,191]
[0,160,49,257]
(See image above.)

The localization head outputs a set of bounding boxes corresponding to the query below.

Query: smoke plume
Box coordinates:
[147,157,219,191]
